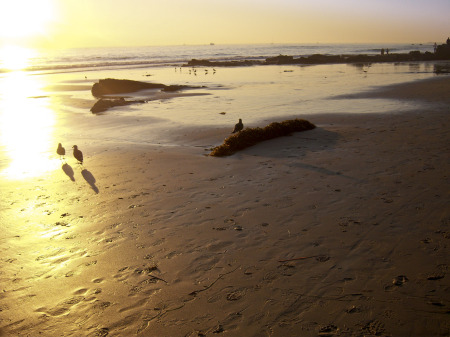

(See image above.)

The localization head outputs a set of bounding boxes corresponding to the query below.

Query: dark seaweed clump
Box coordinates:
[210,119,316,157]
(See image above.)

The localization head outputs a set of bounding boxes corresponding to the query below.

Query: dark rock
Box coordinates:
[185,41,450,69]
[187,59,260,67]
[90,98,146,113]
[187,59,213,66]
[436,43,450,59]
[162,85,188,92]
[295,54,343,64]
[91,78,199,97]
[409,50,422,60]
[265,54,294,64]
[90,78,204,112]
[91,78,166,97]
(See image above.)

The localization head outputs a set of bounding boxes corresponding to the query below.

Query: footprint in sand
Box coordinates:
[427,273,445,281]
[38,296,85,316]
[319,324,339,336]
[93,328,109,337]
[93,301,111,310]
[346,305,362,314]
[263,271,278,283]
[278,264,296,276]
[385,275,408,291]
[226,288,246,301]
[73,288,88,295]
[362,320,385,335]
[392,275,408,286]
[244,266,259,275]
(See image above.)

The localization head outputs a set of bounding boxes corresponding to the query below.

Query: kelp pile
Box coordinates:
[210,119,316,157]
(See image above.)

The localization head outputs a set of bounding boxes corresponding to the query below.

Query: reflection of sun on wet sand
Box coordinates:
[0,77,449,336]
[0,71,58,180]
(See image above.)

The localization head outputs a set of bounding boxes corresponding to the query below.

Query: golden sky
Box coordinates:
[1,0,449,49]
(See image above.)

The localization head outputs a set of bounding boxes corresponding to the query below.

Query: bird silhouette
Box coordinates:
[72,145,83,165]
[56,143,66,160]
[232,118,244,133]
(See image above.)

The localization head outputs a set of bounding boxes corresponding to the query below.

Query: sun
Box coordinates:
[0,45,36,71]
[0,0,56,40]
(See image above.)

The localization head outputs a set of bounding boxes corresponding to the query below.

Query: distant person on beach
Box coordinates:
[386,48,389,55]
[447,37,450,45]
[434,43,438,53]
[381,48,385,55]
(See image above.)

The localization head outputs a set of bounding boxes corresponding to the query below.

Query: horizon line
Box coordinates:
[15,40,441,51]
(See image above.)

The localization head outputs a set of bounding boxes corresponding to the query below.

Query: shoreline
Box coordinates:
[0,69,449,336]
[332,75,450,103]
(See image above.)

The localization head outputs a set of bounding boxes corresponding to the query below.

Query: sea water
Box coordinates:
[0,43,447,177]
[1,43,436,73]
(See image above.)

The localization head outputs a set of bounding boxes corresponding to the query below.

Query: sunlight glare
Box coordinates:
[0,72,58,180]
[0,45,36,71]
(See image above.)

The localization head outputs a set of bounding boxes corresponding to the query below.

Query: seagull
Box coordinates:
[72,145,83,165]
[56,143,65,160]
[232,119,244,133]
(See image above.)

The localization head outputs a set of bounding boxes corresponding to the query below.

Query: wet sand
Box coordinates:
[0,76,449,336]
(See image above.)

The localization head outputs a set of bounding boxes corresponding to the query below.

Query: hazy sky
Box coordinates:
[1,0,449,48]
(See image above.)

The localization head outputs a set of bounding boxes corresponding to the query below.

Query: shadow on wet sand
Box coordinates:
[62,163,75,181]
[81,169,99,193]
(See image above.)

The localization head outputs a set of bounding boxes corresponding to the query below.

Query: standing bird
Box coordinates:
[56,143,66,160]
[72,145,83,165]
[232,118,244,133]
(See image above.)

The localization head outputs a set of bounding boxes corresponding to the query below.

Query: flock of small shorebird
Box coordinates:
[175,67,216,75]
[56,119,243,164]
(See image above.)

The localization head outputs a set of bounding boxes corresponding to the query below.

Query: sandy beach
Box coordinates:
[0,75,449,336]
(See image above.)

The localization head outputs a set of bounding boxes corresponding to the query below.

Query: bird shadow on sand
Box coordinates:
[81,169,99,194]
[62,163,75,181]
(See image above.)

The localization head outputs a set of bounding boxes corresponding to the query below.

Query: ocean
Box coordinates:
[1,43,436,74]
[0,43,447,178]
